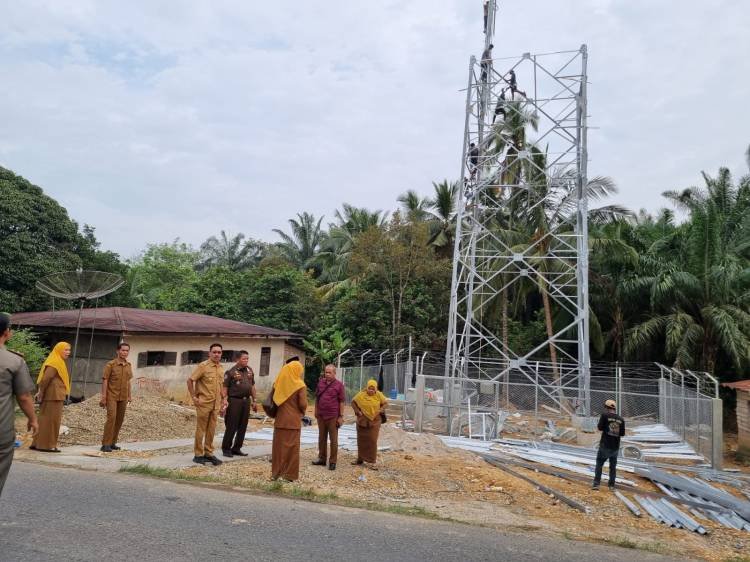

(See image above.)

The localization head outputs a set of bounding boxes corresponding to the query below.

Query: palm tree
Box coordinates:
[509,145,630,377]
[426,180,458,257]
[626,165,750,373]
[314,204,387,285]
[197,231,265,271]
[272,212,325,271]
[397,190,431,223]
[491,100,539,190]
[588,220,640,360]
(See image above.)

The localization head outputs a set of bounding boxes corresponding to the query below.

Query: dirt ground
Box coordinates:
[185,428,750,562]
[13,393,750,560]
[14,389,224,445]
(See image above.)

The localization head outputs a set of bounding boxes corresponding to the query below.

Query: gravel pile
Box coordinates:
[56,392,221,445]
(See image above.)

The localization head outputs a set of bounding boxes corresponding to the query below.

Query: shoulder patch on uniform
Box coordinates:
[8,349,25,358]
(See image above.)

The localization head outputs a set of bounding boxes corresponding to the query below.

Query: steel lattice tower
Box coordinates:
[445,0,591,415]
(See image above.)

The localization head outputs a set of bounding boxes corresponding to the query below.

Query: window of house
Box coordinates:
[259,347,271,376]
[137,351,177,367]
[221,350,236,363]
[181,350,208,365]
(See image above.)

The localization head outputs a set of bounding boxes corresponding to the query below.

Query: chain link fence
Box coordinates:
[337,358,722,467]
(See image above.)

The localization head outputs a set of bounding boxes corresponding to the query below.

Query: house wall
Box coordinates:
[738,389,750,455]
[124,335,304,398]
[26,330,121,399]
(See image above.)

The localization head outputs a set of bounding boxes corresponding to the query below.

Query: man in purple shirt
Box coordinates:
[312,364,345,470]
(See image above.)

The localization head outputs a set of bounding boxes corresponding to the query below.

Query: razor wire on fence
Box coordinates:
[337,357,722,467]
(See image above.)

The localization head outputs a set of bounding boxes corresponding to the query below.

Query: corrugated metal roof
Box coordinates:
[722,380,750,392]
[11,307,300,338]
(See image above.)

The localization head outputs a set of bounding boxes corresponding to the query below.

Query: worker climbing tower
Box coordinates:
[445,1,591,415]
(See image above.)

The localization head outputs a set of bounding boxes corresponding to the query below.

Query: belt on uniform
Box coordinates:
[228,396,249,400]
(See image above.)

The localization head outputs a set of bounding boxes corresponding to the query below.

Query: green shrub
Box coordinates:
[7,328,49,377]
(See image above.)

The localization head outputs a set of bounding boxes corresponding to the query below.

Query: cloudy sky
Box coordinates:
[1,1,748,258]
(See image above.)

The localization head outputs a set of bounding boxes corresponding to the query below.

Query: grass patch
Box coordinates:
[119,464,442,522]
[603,536,668,554]
[723,558,750,562]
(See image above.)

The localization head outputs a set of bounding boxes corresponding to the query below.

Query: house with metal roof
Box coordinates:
[12,307,305,399]
[722,380,750,460]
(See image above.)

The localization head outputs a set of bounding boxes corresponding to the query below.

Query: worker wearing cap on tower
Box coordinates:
[592,399,625,490]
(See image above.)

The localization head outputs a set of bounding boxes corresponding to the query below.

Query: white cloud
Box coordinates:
[0,0,748,256]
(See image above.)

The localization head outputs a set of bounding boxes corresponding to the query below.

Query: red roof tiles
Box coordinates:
[723,380,750,392]
[11,307,299,338]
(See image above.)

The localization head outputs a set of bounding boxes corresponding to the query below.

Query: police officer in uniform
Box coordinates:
[0,312,38,496]
[220,350,257,457]
[187,343,224,466]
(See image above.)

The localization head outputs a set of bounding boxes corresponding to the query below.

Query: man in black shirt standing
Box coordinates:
[468,143,480,180]
[592,399,625,490]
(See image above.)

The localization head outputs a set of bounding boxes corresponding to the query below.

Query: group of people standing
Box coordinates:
[2,310,628,498]
[185,342,388,482]
[269,360,387,482]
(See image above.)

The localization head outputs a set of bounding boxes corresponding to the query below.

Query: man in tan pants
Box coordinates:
[100,342,133,452]
[187,343,224,466]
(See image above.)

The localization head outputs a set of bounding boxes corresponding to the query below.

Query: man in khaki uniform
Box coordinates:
[187,343,224,466]
[0,312,38,496]
[99,342,133,452]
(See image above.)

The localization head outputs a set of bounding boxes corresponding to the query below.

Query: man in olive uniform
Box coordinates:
[99,342,133,452]
[221,350,257,457]
[0,312,38,497]
[187,343,224,466]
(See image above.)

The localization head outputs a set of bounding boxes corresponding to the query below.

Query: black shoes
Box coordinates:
[193,456,208,465]
[101,445,113,453]
[329,463,336,471]
[351,459,364,465]
[222,450,234,458]
[204,455,223,466]
[311,459,326,466]
[111,444,121,451]
[232,450,248,457]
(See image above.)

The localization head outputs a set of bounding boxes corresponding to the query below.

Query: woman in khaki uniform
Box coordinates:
[351,379,387,469]
[271,360,307,482]
[31,342,71,452]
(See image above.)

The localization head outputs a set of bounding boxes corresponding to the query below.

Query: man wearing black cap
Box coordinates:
[0,313,38,496]
[592,399,625,490]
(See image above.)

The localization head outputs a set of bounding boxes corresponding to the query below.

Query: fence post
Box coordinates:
[658,376,667,425]
[359,349,372,391]
[711,397,723,469]
[406,336,413,388]
[415,374,425,433]
[337,348,351,370]
[534,362,539,435]
[680,371,686,441]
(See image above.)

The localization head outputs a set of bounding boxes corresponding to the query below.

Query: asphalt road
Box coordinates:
[1,462,683,562]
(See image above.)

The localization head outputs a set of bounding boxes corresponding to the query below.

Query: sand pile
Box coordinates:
[57,392,220,445]
[378,424,449,455]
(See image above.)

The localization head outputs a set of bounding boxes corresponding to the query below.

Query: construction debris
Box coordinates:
[482,454,591,513]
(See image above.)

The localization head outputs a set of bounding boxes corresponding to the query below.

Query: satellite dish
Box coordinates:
[36,269,125,398]
[36,269,124,300]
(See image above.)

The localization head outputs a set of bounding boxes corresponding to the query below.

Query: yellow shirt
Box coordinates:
[189,360,224,410]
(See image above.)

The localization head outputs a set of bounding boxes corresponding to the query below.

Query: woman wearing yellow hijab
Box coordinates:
[271,358,307,481]
[31,342,71,453]
[351,379,387,469]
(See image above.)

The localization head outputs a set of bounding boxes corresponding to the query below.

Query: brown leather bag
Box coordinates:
[262,388,278,418]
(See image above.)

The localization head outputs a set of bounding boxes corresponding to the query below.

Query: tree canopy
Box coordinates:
[2,144,748,382]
